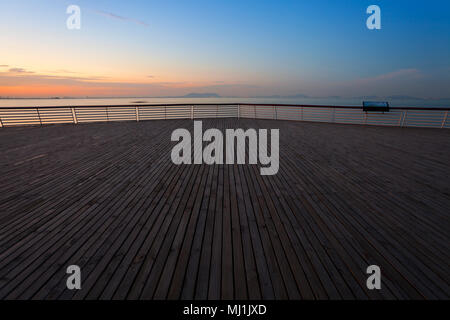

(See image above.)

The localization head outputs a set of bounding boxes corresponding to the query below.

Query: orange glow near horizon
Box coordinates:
[0,69,232,97]
[0,85,135,97]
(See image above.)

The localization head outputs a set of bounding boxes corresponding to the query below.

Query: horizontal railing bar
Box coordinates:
[1,103,449,129]
[0,103,448,111]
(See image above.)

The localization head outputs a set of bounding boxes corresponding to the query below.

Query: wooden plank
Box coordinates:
[0,118,449,300]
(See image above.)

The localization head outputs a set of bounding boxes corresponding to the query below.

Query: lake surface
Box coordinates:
[1,97,449,108]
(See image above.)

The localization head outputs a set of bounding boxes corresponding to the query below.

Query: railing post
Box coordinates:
[216,105,219,118]
[237,104,240,119]
[254,105,256,118]
[332,108,336,123]
[71,107,78,124]
[136,106,139,122]
[364,111,367,125]
[274,106,277,120]
[401,110,408,127]
[441,111,448,128]
[0,116,3,128]
[36,108,42,126]
[106,107,109,122]
[191,105,194,120]
[301,106,304,121]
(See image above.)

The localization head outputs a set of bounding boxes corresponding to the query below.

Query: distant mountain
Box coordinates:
[286,94,309,99]
[251,94,309,99]
[386,95,424,100]
[323,96,341,99]
[253,95,282,99]
[354,95,426,101]
[354,96,379,100]
[182,93,221,98]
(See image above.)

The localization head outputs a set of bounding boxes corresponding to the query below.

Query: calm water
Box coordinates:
[0,97,449,108]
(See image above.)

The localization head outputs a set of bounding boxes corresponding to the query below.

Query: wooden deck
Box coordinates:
[0,118,449,300]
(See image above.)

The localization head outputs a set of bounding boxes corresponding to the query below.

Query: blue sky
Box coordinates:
[1,0,449,98]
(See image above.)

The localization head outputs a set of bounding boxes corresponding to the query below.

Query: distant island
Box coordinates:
[251,94,309,99]
[181,93,221,98]
[386,95,425,100]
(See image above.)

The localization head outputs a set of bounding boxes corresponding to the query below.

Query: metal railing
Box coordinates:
[0,103,449,129]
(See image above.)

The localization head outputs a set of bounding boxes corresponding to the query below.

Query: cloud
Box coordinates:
[0,70,179,91]
[355,69,421,85]
[49,69,81,74]
[0,65,8,68]
[0,68,265,97]
[316,68,443,99]
[8,67,34,74]
[93,10,149,27]
[0,69,108,84]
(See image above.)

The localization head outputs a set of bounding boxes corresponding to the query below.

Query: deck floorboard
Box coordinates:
[0,118,449,300]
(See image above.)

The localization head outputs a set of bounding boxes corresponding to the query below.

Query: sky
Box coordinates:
[0,0,449,98]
